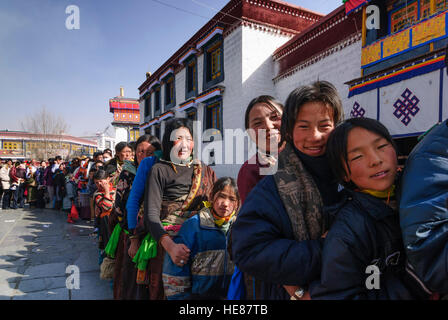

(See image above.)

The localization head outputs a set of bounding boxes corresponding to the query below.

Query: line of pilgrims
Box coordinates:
[93,81,448,300]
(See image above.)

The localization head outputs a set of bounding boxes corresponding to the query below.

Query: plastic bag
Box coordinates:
[100,257,115,280]
[70,202,79,220]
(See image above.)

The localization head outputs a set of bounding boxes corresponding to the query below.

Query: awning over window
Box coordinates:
[343,0,370,15]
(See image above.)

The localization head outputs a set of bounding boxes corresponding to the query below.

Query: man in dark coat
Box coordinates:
[399,119,448,296]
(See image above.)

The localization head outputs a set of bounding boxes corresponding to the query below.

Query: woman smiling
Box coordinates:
[231,81,344,300]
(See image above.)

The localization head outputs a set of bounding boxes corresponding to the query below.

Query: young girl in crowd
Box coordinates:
[229,95,284,300]
[237,95,284,203]
[163,177,239,300]
[310,117,430,299]
[93,169,116,264]
[231,81,343,300]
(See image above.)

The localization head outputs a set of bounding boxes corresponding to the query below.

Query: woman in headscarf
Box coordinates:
[140,117,217,300]
[104,142,133,186]
[231,81,344,300]
[93,169,116,264]
[107,134,161,300]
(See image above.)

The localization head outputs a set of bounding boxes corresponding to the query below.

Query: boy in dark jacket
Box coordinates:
[310,118,430,300]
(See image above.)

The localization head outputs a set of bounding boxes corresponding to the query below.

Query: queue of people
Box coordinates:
[0,149,114,216]
[91,81,446,301]
[1,80,447,301]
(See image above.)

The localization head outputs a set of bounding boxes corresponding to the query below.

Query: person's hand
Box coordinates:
[95,206,100,218]
[283,285,299,297]
[169,243,190,267]
[128,238,140,259]
[283,285,311,300]
[161,236,190,267]
[102,181,110,194]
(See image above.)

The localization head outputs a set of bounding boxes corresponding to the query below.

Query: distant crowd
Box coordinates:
[0,149,116,215]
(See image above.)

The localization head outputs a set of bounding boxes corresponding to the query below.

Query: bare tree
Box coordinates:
[21,106,70,160]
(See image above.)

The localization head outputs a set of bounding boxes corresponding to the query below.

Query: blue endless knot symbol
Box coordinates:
[350,102,365,118]
[392,88,420,126]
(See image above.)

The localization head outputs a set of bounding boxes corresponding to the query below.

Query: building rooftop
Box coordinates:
[138,0,325,94]
[0,131,98,146]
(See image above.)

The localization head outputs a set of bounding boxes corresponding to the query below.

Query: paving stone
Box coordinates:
[17,276,67,293]
[0,255,29,266]
[0,283,15,300]
[72,250,101,273]
[70,272,113,300]
[21,262,67,280]
[0,208,111,300]
[12,287,69,300]
[0,267,22,284]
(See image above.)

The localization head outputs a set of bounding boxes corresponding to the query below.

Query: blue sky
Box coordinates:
[0,0,343,137]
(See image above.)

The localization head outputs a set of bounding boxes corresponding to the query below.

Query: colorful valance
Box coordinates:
[178,99,197,112]
[349,54,445,97]
[179,48,198,65]
[159,111,175,121]
[109,101,139,112]
[195,87,222,104]
[343,0,370,15]
[140,117,160,130]
[159,68,174,82]
[196,26,224,50]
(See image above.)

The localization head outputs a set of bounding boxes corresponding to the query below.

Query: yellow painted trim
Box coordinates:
[362,6,367,47]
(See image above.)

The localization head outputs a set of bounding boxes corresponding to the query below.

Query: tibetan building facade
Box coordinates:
[272,4,363,119]
[110,87,141,143]
[272,0,448,161]
[0,131,98,160]
[344,0,448,148]
[138,0,448,178]
[138,0,323,177]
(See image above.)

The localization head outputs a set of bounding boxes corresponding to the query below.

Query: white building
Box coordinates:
[274,0,448,162]
[139,0,323,178]
[81,126,116,153]
[139,0,448,178]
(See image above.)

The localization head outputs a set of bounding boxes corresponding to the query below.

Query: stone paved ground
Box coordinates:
[0,206,113,300]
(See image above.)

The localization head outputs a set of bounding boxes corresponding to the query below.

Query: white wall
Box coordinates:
[213,25,292,179]
[115,127,128,144]
[274,39,363,117]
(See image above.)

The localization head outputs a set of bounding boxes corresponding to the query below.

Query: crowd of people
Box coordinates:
[0,80,447,301]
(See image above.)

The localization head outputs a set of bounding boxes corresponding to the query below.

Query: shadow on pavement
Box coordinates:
[0,206,113,300]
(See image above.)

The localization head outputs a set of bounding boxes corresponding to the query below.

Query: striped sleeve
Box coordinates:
[95,192,115,212]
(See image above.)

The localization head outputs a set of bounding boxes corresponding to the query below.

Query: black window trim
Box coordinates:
[202,96,223,140]
[185,55,198,100]
[163,74,176,110]
[203,34,224,91]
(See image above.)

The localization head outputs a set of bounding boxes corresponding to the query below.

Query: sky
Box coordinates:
[0,0,343,137]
